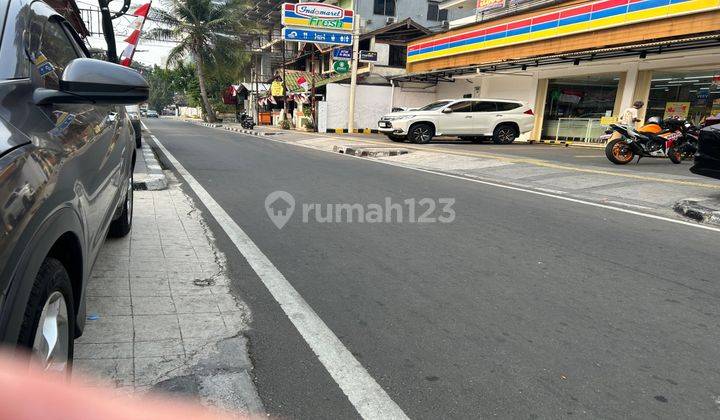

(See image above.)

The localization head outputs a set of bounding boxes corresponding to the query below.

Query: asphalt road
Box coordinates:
[146,118,720,419]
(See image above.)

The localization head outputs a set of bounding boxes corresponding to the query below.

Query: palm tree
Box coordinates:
[151,0,256,122]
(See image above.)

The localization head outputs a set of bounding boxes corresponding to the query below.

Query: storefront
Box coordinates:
[393,0,720,142]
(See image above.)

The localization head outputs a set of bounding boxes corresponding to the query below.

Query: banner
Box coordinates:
[119,2,152,66]
[271,80,284,96]
[664,102,691,120]
[476,0,505,13]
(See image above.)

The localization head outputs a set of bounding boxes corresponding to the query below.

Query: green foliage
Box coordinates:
[279,119,291,130]
[148,0,262,122]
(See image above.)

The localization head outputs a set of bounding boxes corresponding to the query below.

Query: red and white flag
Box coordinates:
[119,2,152,67]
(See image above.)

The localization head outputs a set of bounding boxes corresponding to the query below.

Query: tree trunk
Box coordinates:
[194,52,216,123]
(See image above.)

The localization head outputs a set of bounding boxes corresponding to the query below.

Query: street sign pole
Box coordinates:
[347,14,360,133]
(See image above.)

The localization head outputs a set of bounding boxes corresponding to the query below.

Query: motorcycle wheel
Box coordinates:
[667,146,682,164]
[605,139,634,165]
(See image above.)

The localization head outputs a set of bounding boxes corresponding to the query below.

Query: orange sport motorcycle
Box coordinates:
[603,118,699,165]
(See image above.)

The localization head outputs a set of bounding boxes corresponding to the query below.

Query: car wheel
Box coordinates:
[387,134,406,143]
[18,258,75,374]
[109,173,133,238]
[493,124,518,144]
[409,123,434,144]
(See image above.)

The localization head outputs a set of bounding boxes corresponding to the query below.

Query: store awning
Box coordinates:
[393,34,720,84]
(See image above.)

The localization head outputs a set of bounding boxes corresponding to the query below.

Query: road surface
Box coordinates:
[145,118,720,419]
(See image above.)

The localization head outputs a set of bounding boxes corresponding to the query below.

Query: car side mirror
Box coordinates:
[442,108,453,114]
[34,58,149,105]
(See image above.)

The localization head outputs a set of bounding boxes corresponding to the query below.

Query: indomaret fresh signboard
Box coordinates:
[282,2,354,31]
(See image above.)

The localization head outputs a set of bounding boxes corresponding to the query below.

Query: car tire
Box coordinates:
[109,173,133,238]
[17,257,75,374]
[409,123,434,144]
[493,124,519,144]
[387,134,406,143]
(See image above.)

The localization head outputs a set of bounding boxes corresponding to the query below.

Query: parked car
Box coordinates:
[378,99,535,144]
[146,109,159,118]
[690,124,720,180]
[126,105,142,148]
[0,0,148,372]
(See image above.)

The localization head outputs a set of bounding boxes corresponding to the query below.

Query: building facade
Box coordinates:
[392,0,720,142]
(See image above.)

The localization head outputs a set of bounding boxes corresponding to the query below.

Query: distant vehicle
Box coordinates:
[690,124,720,179]
[0,0,148,372]
[126,105,142,148]
[147,110,159,118]
[378,99,535,144]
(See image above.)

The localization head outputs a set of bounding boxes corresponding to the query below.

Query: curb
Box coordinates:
[332,145,409,157]
[223,126,272,136]
[526,139,605,149]
[134,142,168,191]
[327,128,380,135]
[673,199,720,226]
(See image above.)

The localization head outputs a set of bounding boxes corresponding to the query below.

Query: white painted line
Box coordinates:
[141,120,148,130]
[607,200,654,210]
[150,135,409,420]
[228,131,720,234]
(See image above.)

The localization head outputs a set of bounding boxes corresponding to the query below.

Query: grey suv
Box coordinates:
[0,0,148,371]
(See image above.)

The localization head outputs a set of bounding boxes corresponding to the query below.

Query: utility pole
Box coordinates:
[282,40,288,124]
[347,13,360,133]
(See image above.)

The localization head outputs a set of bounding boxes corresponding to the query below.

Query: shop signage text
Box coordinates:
[476,0,505,13]
[271,80,284,96]
[333,47,352,61]
[409,0,720,63]
[281,3,354,31]
[359,50,378,63]
[282,27,353,46]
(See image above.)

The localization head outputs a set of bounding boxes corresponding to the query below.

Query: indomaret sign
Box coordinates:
[281,2,354,31]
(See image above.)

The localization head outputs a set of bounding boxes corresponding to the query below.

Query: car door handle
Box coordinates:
[465,116,472,119]
[496,114,504,117]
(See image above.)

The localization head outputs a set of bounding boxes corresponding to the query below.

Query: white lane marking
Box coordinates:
[150,135,409,420]
[220,130,720,234]
[606,200,653,210]
[141,120,148,130]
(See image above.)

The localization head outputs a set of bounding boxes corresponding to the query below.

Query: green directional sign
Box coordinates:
[333,60,350,74]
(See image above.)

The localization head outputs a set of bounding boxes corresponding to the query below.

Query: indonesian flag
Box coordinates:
[119,2,151,66]
[297,75,309,92]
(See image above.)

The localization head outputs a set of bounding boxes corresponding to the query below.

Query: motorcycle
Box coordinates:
[603,118,699,165]
[238,112,255,129]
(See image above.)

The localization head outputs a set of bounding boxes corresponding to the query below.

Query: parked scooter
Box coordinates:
[603,118,698,165]
[238,112,255,129]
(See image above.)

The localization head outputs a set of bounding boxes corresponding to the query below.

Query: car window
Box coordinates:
[418,101,452,111]
[496,102,522,111]
[473,101,497,112]
[26,17,80,89]
[448,101,473,113]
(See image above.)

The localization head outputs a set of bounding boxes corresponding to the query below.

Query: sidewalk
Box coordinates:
[73,141,264,415]
[181,118,720,222]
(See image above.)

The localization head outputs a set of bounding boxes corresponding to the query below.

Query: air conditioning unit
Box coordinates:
[385,16,396,24]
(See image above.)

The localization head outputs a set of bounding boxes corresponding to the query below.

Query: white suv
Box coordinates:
[378,99,535,144]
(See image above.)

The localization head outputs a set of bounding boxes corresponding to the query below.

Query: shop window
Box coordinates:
[542,74,619,142]
[388,45,406,68]
[374,0,396,16]
[647,69,720,125]
[427,3,448,21]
